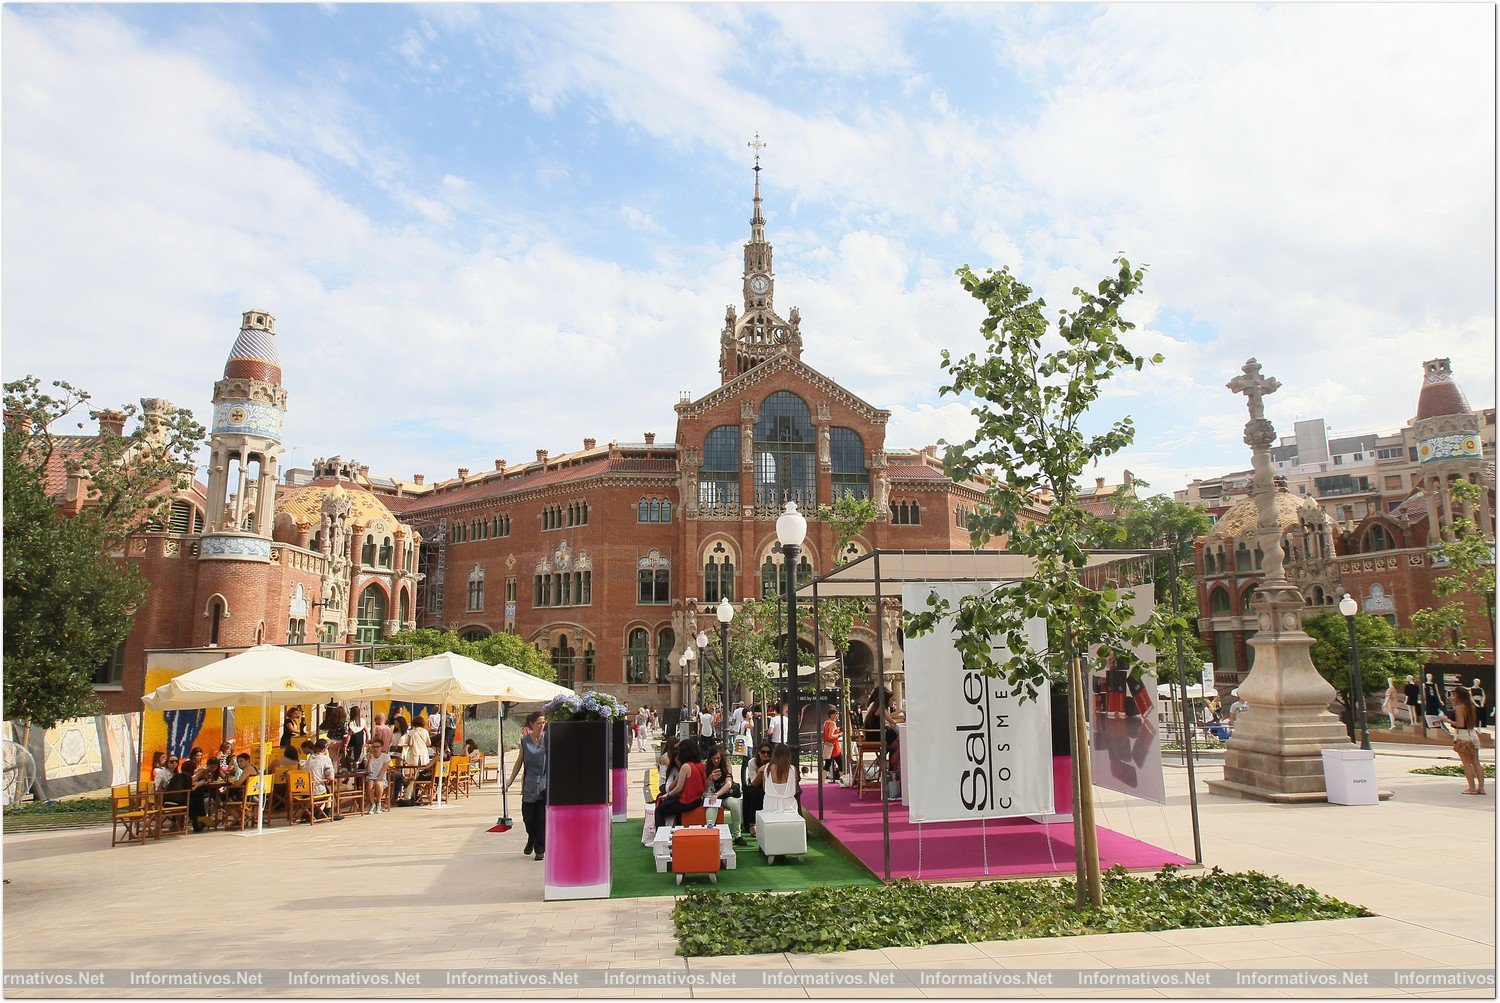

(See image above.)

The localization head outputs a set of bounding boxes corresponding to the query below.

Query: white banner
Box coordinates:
[902,582,1054,823]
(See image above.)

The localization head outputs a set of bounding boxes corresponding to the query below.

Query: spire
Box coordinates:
[748,132,766,242]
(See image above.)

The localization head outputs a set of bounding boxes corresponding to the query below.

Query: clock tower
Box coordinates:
[720,136,802,383]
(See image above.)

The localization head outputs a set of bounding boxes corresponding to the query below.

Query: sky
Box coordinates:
[3,3,1494,495]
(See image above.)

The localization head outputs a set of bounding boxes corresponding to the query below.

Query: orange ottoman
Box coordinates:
[670,827,722,885]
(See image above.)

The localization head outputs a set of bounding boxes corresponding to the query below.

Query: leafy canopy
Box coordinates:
[3,377,203,729]
[374,628,556,682]
[907,259,1184,695]
[1408,479,1496,652]
[1303,609,1422,702]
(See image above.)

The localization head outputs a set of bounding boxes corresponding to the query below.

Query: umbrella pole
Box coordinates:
[491,699,513,832]
[235,693,282,838]
[437,702,447,809]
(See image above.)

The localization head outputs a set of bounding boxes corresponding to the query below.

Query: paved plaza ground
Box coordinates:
[2,743,1493,998]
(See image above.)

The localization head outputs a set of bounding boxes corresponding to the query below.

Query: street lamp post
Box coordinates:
[1339,593,1371,750]
[680,647,695,736]
[776,502,809,764]
[695,629,710,736]
[717,598,735,739]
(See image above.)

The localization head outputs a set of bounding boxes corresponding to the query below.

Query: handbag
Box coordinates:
[642,811,657,845]
[821,742,835,760]
[728,782,742,800]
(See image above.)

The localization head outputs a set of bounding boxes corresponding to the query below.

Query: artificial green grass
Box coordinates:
[673,866,1375,956]
[609,819,877,899]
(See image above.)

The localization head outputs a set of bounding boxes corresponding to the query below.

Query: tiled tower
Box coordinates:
[1411,358,1493,542]
[192,309,288,646]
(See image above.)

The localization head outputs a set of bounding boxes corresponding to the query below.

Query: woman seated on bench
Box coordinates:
[654,739,705,830]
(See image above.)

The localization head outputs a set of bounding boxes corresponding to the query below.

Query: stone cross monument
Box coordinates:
[1207,359,1357,803]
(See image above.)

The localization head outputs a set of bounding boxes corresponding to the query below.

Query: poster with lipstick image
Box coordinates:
[1087,586,1166,804]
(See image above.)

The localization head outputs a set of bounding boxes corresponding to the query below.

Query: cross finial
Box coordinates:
[748,132,766,167]
[1227,357,1280,422]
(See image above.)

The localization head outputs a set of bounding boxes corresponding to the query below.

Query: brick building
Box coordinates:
[88,161,1028,713]
[1193,358,1495,693]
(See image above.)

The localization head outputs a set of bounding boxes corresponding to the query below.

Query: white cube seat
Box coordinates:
[754,810,807,861]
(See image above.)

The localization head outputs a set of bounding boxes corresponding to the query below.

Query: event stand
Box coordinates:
[610,717,629,823]
[543,719,611,901]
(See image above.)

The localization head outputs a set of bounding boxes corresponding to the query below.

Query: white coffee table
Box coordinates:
[652,824,736,873]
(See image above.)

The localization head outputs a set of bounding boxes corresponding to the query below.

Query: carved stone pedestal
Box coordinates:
[1207,591,1358,802]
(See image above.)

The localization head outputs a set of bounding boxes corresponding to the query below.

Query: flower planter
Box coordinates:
[611,717,629,823]
[544,718,611,900]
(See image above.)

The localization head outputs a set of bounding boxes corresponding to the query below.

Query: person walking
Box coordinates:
[821,706,843,784]
[505,712,549,859]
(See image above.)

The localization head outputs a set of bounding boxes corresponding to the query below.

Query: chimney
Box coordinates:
[458,468,469,480]
[584,438,597,450]
[536,449,548,464]
[644,432,656,445]
[494,459,506,472]
[358,464,370,478]
[98,410,126,437]
[413,473,424,485]
[1095,477,1105,490]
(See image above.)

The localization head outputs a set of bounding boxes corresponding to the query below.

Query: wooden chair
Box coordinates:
[447,756,472,799]
[408,764,437,806]
[479,753,499,787]
[332,773,365,817]
[155,783,189,837]
[111,785,156,846]
[468,753,485,788]
[855,742,885,801]
[287,769,333,824]
[266,768,291,817]
[225,774,268,830]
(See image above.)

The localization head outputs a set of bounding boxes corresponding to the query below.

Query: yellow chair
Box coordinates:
[110,785,154,846]
[643,767,661,813]
[226,773,268,830]
[287,769,333,824]
[448,756,472,799]
[408,763,438,806]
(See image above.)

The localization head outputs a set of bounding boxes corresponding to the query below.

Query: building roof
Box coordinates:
[278,479,404,531]
[1415,358,1472,421]
[40,435,96,497]
[1205,489,1320,541]
[406,455,676,514]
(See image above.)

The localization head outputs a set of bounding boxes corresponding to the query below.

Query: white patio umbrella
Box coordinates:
[143,644,393,837]
[385,651,572,810]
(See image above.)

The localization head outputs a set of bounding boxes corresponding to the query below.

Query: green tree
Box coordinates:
[1084,492,1214,680]
[907,258,1184,908]
[374,629,556,682]
[1303,610,1422,733]
[4,377,203,730]
[1408,479,1496,653]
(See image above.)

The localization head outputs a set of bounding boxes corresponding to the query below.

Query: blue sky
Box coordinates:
[3,3,1494,492]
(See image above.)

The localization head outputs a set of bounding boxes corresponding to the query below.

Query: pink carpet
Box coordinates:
[809,760,1190,881]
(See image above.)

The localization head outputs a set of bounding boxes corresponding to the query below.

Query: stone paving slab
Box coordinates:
[2,742,1492,998]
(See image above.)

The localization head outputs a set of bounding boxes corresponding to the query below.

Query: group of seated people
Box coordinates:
[148,712,488,830]
[648,733,801,847]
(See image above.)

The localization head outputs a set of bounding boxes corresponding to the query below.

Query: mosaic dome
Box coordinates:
[278,480,400,532]
[1206,490,1320,541]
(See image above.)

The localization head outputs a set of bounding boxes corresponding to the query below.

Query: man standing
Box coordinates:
[372,712,395,753]
[768,704,787,747]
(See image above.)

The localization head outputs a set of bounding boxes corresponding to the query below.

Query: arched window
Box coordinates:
[1241,586,1257,612]
[830,428,870,499]
[551,635,576,689]
[754,392,816,509]
[209,599,224,646]
[638,551,670,604]
[1234,543,1252,572]
[467,565,485,612]
[703,541,736,604]
[638,499,651,522]
[583,644,596,682]
[167,499,201,535]
[362,535,377,566]
[1209,588,1232,615]
[460,628,489,642]
[656,627,675,683]
[398,590,409,626]
[1363,524,1395,553]
[700,426,740,507]
[627,628,650,684]
[892,499,921,525]
[761,544,813,597]
[356,584,387,663]
[379,537,393,568]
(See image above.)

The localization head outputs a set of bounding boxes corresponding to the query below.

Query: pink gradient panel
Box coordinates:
[544,804,611,887]
[1053,755,1074,815]
[612,769,629,814]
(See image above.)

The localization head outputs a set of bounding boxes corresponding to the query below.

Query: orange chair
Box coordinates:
[670,827,721,885]
[678,805,708,827]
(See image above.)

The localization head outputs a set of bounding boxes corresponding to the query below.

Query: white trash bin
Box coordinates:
[1322,748,1379,805]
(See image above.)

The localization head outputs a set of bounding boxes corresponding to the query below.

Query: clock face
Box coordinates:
[749,274,770,295]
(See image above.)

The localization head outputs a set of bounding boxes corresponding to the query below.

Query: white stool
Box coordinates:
[754,810,807,862]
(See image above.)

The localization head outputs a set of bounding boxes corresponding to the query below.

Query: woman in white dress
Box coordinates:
[762,743,800,815]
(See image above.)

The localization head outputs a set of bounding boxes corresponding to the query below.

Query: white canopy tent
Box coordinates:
[385,652,572,810]
[142,644,393,836]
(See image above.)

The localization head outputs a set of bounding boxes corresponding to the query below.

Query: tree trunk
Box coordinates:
[1068,653,1103,908]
